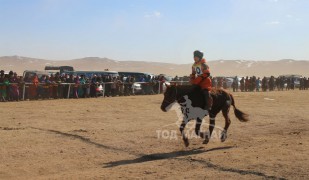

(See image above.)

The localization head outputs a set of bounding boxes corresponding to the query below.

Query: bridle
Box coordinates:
[163,85,182,105]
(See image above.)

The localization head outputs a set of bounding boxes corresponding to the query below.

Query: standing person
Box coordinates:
[269,76,275,91]
[251,76,256,92]
[256,77,261,92]
[124,75,131,96]
[105,75,112,97]
[286,78,291,91]
[276,77,281,91]
[111,77,117,96]
[223,78,228,89]
[279,76,285,91]
[190,50,212,111]
[262,77,267,91]
[73,75,80,98]
[304,77,309,90]
[290,77,295,90]
[0,71,9,102]
[245,76,249,92]
[158,75,165,94]
[240,77,245,92]
[30,75,39,100]
[117,76,124,96]
[44,75,52,99]
[232,76,239,92]
[66,74,75,98]
[53,73,61,99]
[90,75,98,98]
[79,75,87,98]
[139,75,146,95]
[130,76,136,95]
[9,72,20,101]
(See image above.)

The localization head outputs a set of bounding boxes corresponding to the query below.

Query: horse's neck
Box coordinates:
[177,86,196,98]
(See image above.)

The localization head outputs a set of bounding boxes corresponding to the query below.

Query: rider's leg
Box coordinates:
[202,89,210,110]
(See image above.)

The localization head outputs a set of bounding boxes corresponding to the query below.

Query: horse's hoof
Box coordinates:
[183,139,189,147]
[199,132,205,139]
[203,138,209,144]
[221,131,227,142]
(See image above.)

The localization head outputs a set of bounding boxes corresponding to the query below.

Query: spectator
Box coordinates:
[90,75,98,98]
[111,77,118,96]
[54,73,62,99]
[256,77,261,92]
[0,71,9,102]
[240,77,245,92]
[262,77,267,91]
[73,75,80,98]
[245,76,249,92]
[9,72,20,101]
[117,76,124,96]
[232,76,239,92]
[223,78,227,89]
[158,75,165,94]
[42,75,51,99]
[104,75,112,97]
[269,76,275,91]
[79,75,88,98]
[29,75,39,100]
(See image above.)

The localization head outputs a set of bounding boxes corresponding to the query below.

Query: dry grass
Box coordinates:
[0,90,308,179]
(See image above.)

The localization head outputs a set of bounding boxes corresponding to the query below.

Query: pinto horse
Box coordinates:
[161,85,248,147]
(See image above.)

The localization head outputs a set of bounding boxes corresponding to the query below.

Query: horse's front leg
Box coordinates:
[180,120,189,147]
[203,116,216,144]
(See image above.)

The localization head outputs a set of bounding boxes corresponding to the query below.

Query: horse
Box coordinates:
[161,85,249,147]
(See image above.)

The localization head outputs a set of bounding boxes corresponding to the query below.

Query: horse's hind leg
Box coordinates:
[180,121,189,147]
[202,114,216,144]
[195,118,202,137]
[221,106,231,142]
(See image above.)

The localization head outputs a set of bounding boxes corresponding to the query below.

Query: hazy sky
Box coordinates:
[0,0,308,63]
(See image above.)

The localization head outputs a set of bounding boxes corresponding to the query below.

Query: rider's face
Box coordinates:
[194,56,200,62]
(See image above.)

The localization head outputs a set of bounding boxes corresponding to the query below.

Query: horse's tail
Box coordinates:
[230,94,249,122]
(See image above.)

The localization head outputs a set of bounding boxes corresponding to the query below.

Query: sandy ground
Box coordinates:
[0,90,308,179]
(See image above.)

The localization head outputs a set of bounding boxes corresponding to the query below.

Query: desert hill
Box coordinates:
[1,56,308,77]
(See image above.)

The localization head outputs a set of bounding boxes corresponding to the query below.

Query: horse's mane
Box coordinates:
[174,85,200,95]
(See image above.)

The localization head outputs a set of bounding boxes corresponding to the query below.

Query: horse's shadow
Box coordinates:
[103,146,233,168]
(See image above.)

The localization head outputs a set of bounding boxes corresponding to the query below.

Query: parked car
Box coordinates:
[122,76,143,94]
[118,72,155,81]
[132,82,143,94]
[23,70,52,79]
[66,70,119,78]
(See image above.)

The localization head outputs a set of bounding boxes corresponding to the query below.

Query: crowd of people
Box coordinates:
[0,70,166,102]
[1,70,309,102]
[231,76,309,92]
[172,75,309,92]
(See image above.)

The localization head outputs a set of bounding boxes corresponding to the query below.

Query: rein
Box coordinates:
[163,86,183,104]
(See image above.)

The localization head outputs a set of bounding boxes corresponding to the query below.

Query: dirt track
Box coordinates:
[0,90,308,179]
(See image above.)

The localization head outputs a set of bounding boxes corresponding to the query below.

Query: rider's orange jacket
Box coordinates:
[190,74,212,91]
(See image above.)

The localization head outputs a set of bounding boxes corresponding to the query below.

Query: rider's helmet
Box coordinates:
[194,50,204,59]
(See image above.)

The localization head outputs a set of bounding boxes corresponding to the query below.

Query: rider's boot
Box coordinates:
[202,89,210,114]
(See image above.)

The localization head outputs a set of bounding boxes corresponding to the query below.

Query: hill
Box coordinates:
[1,56,308,77]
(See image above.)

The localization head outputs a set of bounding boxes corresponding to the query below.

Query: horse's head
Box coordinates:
[161,84,178,112]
